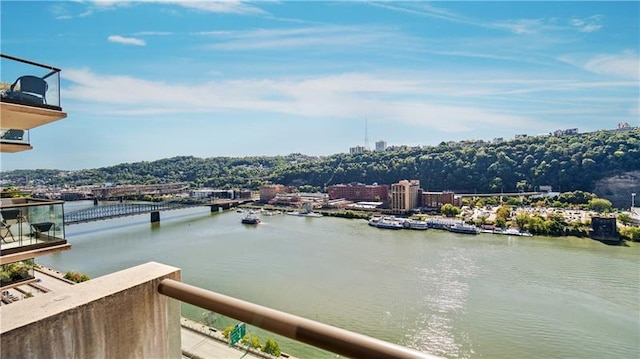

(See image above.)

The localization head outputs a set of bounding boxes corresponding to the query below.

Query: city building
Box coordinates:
[259,184,294,202]
[390,180,421,214]
[349,145,366,154]
[375,140,387,151]
[190,189,235,199]
[422,191,456,209]
[327,183,389,203]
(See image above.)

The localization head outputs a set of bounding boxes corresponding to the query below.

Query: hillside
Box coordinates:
[2,129,639,198]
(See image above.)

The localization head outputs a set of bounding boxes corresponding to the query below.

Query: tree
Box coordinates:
[441,203,461,217]
[495,205,511,221]
[514,212,530,229]
[588,198,612,212]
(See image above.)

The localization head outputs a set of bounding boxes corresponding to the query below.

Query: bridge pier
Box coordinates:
[151,211,160,223]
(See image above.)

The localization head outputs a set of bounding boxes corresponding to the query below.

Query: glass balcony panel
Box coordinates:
[0,198,66,255]
[0,128,30,144]
[0,54,61,110]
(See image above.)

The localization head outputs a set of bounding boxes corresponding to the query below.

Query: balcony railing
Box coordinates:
[158,279,439,359]
[0,128,31,153]
[0,54,66,151]
[0,54,61,110]
[0,198,68,263]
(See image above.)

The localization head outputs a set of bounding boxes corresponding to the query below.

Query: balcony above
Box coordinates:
[0,54,66,153]
[0,101,67,130]
[0,198,69,265]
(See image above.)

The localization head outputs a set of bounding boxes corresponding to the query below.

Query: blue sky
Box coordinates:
[1,1,638,171]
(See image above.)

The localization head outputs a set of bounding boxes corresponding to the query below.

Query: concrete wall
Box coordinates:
[0,262,182,359]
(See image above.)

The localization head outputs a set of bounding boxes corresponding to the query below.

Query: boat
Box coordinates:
[287,201,323,218]
[287,211,323,218]
[368,216,382,226]
[501,227,533,237]
[446,223,480,234]
[404,219,429,230]
[372,216,404,230]
[241,213,260,225]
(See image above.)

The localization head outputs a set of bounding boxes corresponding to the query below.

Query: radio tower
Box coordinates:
[365,118,369,151]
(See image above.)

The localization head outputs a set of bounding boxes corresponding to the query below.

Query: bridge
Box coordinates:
[64,199,254,225]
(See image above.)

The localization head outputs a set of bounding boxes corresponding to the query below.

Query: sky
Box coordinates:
[1,1,638,171]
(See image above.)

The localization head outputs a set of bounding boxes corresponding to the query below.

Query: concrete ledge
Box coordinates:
[1,262,182,359]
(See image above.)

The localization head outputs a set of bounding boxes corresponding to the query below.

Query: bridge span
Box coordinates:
[64,199,254,225]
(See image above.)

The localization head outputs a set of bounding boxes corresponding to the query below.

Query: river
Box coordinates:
[39,201,639,358]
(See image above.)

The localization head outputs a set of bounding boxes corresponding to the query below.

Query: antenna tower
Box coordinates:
[365,118,369,150]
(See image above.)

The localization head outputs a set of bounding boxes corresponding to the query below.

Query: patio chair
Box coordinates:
[0,209,24,242]
[5,75,48,105]
[0,129,25,141]
[0,219,15,243]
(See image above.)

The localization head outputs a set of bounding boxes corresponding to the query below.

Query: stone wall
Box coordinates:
[0,262,182,359]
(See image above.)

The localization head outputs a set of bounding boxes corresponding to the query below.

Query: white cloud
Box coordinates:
[62,68,548,133]
[583,53,639,79]
[560,51,640,80]
[570,15,603,33]
[199,25,385,51]
[134,31,173,36]
[89,0,265,15]
[107,35,146,46]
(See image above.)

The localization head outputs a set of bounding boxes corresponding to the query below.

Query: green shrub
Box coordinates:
[241,334,261,349]
[222,325,234,339]
[262,338,281,357]
[63,271,90,283]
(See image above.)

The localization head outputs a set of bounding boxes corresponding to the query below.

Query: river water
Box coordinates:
[40,202,639,358]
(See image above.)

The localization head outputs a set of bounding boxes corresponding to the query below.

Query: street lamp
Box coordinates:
[632,193,636,209]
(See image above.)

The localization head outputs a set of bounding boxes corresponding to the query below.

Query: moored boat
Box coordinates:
[447,223,480,234]
[287,211,323,218]
[374,216,404,230]
[404,219,429,230]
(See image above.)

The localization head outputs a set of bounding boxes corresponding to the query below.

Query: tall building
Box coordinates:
[328,183,389,202]
[375,140,387,151]
[422,191,456,208]
[391,180,420,213]
[259,184,294,202]
[349,145,366,154]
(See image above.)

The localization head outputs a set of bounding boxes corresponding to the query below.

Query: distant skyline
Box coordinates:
[1,1,638,171]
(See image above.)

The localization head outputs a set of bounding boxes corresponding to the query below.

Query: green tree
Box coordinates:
[514,212,530,230]
[588,198,612,212]
[495,205,511,221]
[441,203,461,217]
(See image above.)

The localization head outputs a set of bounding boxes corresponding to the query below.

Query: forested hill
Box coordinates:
[2,129,639,194]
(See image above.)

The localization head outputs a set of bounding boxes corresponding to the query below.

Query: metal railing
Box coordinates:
[0,53,62,110]
[158,279,439,359]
